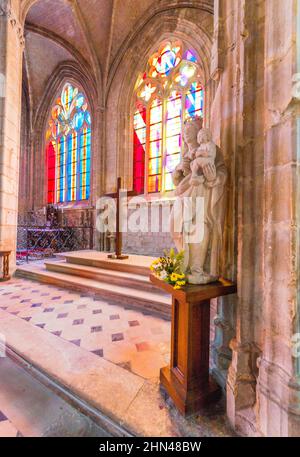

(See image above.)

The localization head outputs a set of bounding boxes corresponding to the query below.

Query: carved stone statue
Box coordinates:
[170,118,227,284]
[190,128,217,184]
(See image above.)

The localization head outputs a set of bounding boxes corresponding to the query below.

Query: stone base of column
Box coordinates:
[211,344,232,389]
[211,295,236,389]
[256,357,300,437]
[226,338,261,435]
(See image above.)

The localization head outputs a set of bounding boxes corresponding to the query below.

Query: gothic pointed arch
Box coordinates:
[105,9,214,193]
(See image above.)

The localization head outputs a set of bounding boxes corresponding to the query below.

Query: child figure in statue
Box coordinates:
[189,128,216,182]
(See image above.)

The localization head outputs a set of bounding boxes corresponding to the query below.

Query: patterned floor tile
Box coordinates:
[129,320,140,327]
[136,342,151,352]
[92,349,104,357]
[111,332,124,342]
[91,325,102,333]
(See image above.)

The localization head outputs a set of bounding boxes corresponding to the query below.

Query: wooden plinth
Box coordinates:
[107,254,129,260]
[150,274,237,417]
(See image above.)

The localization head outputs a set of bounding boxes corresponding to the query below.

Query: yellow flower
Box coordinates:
[174,284,181,290]
[177,273,185,279]
[176,280,186,286]
[170,272,179,282]
[150,259,160,271]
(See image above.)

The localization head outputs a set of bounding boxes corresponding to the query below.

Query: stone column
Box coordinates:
[209,0,238,390]
[95,103,105,251]
[255,0,300,437]
[0,0,24,271]
[223,0,266,435]
[222,0,300,437]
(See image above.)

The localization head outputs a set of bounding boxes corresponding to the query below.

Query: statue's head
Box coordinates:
[197,128,212,144]
[183,116,203,144]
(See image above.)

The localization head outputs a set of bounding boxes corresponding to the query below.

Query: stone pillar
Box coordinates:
[255,0,300,437]
[0,0,24,271]
[18,85,32,220]
[221,0,300,437]
[93,103,105,251]
[209,0,238,390]
[223,0,266,435]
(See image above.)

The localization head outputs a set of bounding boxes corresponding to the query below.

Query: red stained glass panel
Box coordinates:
[47,141,56,204]
[133,105,146,194]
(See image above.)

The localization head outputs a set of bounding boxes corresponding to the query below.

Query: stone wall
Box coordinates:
[0,0,24,271]
[122,200,176,257]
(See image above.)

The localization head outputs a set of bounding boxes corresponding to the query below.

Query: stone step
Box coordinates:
[45,260,163,294]
[16,264,171,319]
[55,251,155,277]
[0,357,110,437]
[0,310,139,437]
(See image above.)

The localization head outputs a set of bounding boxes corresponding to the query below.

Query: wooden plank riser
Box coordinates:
[16,269,171,320]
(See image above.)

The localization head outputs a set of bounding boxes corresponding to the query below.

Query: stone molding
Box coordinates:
[210,0,224,81]
[0,0,25,47]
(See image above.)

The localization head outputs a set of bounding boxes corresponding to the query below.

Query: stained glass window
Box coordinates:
[133,41,204,194]
[46,83,91,204]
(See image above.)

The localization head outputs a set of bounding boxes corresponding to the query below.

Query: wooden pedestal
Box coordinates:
[150,274,237,416]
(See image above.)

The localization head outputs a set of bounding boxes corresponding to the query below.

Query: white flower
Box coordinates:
[160,271,167,279]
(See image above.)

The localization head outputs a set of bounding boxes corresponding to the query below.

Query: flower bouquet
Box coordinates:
[150,248,186,290]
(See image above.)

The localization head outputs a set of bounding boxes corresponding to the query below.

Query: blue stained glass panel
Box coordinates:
[76,94,85,109]
[74,112,85,131]
[183,49,197,63]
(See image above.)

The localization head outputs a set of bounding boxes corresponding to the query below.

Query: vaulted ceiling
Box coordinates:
[21,0,214,111]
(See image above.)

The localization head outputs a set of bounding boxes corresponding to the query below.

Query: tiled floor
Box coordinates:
[0,411,19,437]
[0,277,235,438]
[0,278,171,380]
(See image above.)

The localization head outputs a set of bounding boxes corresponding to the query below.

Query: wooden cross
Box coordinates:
[105,177,129,260]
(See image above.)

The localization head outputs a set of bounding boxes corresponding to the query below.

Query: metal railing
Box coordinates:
[17,224,94,264]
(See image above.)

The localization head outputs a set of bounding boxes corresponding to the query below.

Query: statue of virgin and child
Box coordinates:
[170,117,227,285]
